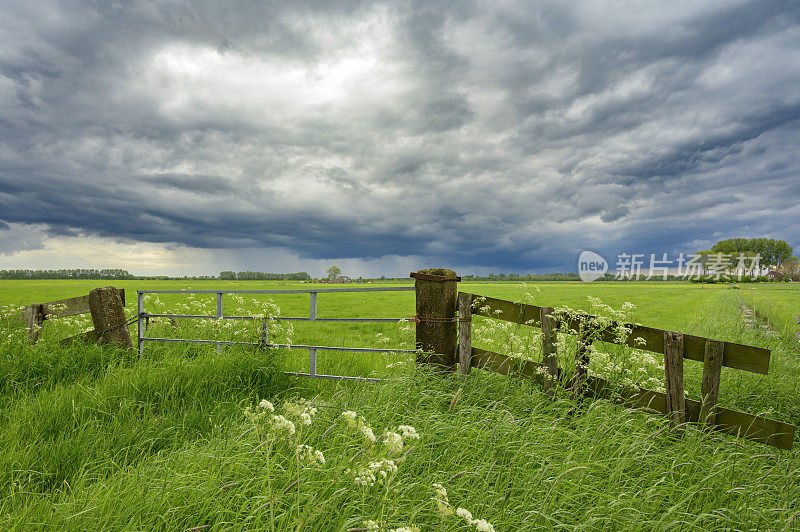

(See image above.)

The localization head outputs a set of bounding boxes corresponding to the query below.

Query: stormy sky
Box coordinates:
[1,1,799,277]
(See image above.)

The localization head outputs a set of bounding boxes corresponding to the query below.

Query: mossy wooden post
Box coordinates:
[412,268,459,370]
[88,286,132,349]
[458,292,473,375]
[23,304,44,344]
[540,306,558,393]
[571,326,592,399]
[663,331,686,430]
[700,339,724,426]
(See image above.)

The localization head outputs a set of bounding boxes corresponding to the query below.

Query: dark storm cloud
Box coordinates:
[1,0,800,272]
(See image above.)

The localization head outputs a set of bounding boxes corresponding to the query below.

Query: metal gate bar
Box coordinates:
[137,286,415,382]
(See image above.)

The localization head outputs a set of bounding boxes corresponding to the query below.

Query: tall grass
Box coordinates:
[1,280,799,530]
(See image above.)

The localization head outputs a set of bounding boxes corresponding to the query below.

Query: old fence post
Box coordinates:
[699,340,724,427]
[458,292,473,375]
[24,304,45,344]
[540,306,558,393]
[412,268,459,370]
[571,325,592,399]
[663,331,686,431]
[88,286,132,349]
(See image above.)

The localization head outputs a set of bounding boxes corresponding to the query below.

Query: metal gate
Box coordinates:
[136,286,416,382]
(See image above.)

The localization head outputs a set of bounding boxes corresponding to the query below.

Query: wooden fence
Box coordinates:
[22,287,132,349]
[410,270,795,450]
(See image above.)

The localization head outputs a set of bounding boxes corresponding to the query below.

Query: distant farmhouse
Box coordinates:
[319,275,352,284]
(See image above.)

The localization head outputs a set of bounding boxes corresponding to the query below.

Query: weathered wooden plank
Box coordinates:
[41,295,90,318]
[663,331,686,428]
[584,376,795,450]
[470,347,544,383]
[540,306,558,393]
[41,289,125,318]
[59,329,100,346]
[700,340,725,426]
[470,346,795,449]
[468,293,542,327]
[463,293,770,374]
[458,293,473,375]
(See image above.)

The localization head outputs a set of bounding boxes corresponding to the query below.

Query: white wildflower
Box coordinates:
[388,527,420,532]
[364,520,379,531]
[352,459,398,487]
[351,468,376,487]
[472,518,495,532]
[385,431,403,455]
[270,414,296,436]
[433,483,453,516]
[297,444,325,467]
[285,400,317,426]
[259,399,275,412]
[456,508,473,522]
[342,411,358,427]
[342,411,376,443]
[361,426,376,443]
[397,425,420,440]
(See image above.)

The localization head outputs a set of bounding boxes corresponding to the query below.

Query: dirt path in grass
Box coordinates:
[740,303,780,337]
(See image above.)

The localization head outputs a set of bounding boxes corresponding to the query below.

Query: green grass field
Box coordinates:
[1,280,799,530]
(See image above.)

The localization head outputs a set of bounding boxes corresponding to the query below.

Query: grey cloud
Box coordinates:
[1,0,799,273]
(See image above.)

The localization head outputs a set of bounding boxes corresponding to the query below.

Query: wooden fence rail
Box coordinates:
[456,291,795,450]
[21,287,131,349]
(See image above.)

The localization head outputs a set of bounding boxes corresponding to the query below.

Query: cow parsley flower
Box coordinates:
[350,468,376,487]
[384,431,403,455]
[284,400,317,426]
[397,425,420,440]
[297,444,325,467]
[342,411,376,442]
[472,519,495,532]
[351,459,398,487]
[342,411,358,427]
[244,399,275,423]
[270,415,296,436]
[432,483,453,516]
[456,508,473,522]
[363,520,379,531]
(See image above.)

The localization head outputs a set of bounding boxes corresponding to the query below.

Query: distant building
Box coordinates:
[320,275,353,283]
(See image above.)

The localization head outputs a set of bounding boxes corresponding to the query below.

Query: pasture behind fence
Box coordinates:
[136,286,416,382]
[453,291,794,450]
[15,270,797,450]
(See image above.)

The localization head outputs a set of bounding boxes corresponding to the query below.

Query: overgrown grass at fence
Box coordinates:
[1,280,800,529]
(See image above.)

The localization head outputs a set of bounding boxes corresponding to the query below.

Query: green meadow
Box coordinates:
[1,279,799,530]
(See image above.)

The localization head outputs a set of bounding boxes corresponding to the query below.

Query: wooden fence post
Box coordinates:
[571,326,592,398]
[700,340,724,426]
[540,306,558,393]
[412,269,459,370]
[24,304,44,344]
[458,293,473,375]
[88,286,132,350]
[663,331,685,430]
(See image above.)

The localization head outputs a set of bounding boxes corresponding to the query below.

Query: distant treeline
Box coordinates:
[462,273,582,281]
[0,269,311,281]
[219,271,311,280]
[0,269,136,280]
